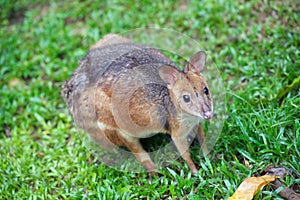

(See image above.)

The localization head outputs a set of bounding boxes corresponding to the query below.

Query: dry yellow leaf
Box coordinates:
[229,174,276,200]
[9,78,22,87]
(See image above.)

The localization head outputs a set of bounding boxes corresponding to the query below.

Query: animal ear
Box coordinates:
[158,65,181,88]
[185,51,207,73]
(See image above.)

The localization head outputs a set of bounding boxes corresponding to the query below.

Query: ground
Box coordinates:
[0,0,299,199]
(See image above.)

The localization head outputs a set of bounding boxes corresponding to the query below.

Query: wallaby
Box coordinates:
[62,34,213,175]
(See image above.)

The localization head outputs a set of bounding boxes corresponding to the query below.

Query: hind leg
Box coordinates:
[120,135,158,174]
[126,140,159,174]
[94,128,158,174]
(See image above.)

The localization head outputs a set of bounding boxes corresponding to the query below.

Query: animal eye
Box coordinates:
[203,87,209,95]
[183,95,191,103]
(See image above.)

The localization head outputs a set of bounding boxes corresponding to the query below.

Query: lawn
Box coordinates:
[0,0,299,199]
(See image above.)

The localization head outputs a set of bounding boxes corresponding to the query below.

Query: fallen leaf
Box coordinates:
[9,78,22,87]
[265,167,289,178]
[243,157,252,169]
[229,174,276,200]
[265,167,300,200]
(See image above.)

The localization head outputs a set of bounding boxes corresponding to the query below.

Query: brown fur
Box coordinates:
[62,34,213,174]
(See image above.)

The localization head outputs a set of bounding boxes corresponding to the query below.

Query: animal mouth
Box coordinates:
[203,111,213,120]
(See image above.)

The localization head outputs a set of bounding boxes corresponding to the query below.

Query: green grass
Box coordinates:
[1,0,299,199]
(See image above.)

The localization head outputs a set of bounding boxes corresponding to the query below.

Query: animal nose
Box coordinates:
[204,111,213,119]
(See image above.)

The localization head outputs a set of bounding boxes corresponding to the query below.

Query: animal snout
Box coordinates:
[203,111,213,120]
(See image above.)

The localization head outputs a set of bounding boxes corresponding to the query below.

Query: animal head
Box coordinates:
[158,51,213,120]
